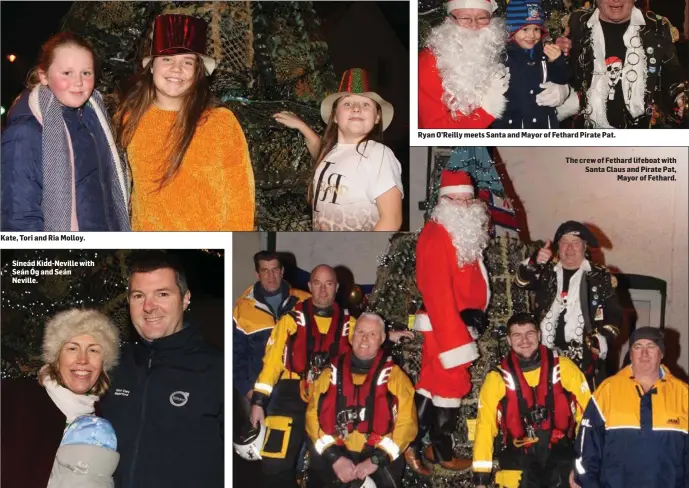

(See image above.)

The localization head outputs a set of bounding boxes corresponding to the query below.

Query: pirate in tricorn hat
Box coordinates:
[515,220,623,389]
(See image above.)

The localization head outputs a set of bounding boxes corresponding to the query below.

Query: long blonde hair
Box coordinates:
[307,97,384,205]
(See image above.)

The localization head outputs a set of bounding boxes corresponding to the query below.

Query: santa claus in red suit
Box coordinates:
[418,0,510,129]
[404,170,491,474]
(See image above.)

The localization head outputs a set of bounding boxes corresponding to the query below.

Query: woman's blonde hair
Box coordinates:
[39,308,120,396]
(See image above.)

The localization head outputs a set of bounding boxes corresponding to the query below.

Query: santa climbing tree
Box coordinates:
[368,147,541,488]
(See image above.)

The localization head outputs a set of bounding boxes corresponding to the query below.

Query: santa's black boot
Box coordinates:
[424,406,471,471]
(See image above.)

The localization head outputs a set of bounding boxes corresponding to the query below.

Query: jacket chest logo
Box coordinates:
[114,388,130,397]
[169,391,190,407]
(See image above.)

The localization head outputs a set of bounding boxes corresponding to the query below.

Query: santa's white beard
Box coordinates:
[431,198,490,267]
[426,18,508,117]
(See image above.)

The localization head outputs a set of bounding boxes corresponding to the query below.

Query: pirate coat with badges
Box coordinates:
[253,299,353,400]
[472,347,590,485]
[567,7,683,128]
[99,324,224,488]
[306,351,417,461]
[233,283,310,396]
[516,258,621,369]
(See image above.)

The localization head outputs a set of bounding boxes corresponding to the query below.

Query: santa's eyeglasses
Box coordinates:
[442,195,476,204]
[450,13,491,26]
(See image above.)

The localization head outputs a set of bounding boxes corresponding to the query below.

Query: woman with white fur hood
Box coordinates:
[1,309,120,487]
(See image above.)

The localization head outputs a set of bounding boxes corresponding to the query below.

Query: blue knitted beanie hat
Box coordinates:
[505,0,544,33]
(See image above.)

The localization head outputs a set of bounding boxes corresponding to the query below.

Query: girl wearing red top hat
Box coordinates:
[115,14,255,231]
[273,68,403,232]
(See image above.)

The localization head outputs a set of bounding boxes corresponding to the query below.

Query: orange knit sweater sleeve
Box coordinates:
[217,108,255,230]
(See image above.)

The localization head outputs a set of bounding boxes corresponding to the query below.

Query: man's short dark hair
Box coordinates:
[128,251,188,296]
[253,251,282,272]
[506,312,538,335]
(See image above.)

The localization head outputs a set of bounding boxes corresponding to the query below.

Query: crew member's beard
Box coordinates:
[431,198,490,267]
[426,18,508,117]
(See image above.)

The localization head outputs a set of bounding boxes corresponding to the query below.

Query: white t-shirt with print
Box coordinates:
[312,141,403,231]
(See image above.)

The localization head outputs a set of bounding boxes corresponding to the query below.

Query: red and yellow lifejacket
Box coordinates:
[284,299,351,375]
[497,345,574,447]
[319,349,397,446]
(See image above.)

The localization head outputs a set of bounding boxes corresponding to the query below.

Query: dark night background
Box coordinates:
[0,0,411,230]
[0,2,409,109]
[0,248,225,347]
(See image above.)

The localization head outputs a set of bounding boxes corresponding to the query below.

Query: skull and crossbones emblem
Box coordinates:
[605,56,624,100]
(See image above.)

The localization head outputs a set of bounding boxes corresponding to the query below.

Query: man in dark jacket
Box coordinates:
[574,327,688,488]
[233,251,310,401]
[100,251,223,488]
[555,0,686,128]
[514,221,622,390]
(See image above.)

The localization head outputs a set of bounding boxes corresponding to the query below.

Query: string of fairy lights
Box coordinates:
[367,148,536,488]
[1,249,223,380]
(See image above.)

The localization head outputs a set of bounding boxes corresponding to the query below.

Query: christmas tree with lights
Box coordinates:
[62,1,339,231]
[1,249,132,380]
[368,147,540,488]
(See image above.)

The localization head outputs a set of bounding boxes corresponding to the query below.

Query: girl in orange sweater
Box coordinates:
[115,14,255,231]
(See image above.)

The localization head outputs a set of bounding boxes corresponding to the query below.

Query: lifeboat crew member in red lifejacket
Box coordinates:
[306,312,418,488]
[250,264,355,488]
[472,313,592,488]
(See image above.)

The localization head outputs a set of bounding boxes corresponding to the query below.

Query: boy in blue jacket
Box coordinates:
[493,0,573,129]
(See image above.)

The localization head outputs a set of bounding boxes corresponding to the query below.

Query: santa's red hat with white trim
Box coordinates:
[439,170,475,197]
[447,0,498,13]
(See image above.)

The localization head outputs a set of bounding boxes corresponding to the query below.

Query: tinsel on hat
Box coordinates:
[61,1,340,231]
[364,147,540,488]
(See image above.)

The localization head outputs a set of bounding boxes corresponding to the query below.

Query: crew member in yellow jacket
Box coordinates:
[472,313,591,488]
[250,265,354,488]
[115,14,255,231]
[306,312,417,488]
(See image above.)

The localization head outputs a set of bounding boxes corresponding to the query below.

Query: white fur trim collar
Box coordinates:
[540,259,591,348]
[585,7,647,128]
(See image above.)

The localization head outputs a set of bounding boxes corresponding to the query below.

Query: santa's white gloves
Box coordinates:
[536,82,571,107]
[482,69,510,118]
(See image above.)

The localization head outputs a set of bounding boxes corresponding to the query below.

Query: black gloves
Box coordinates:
[460,308,488,336]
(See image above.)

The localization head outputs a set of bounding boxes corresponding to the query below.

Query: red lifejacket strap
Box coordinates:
[319,350,395,440]
[285,299,351,375]
[497,345,573,446]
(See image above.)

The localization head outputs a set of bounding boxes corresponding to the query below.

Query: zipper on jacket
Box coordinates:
[80,108,112,230]
[128,349,154,488]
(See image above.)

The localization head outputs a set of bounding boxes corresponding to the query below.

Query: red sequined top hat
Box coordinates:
[320,68,394,131]
[439,170,475,197]
[142,14,217,75]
